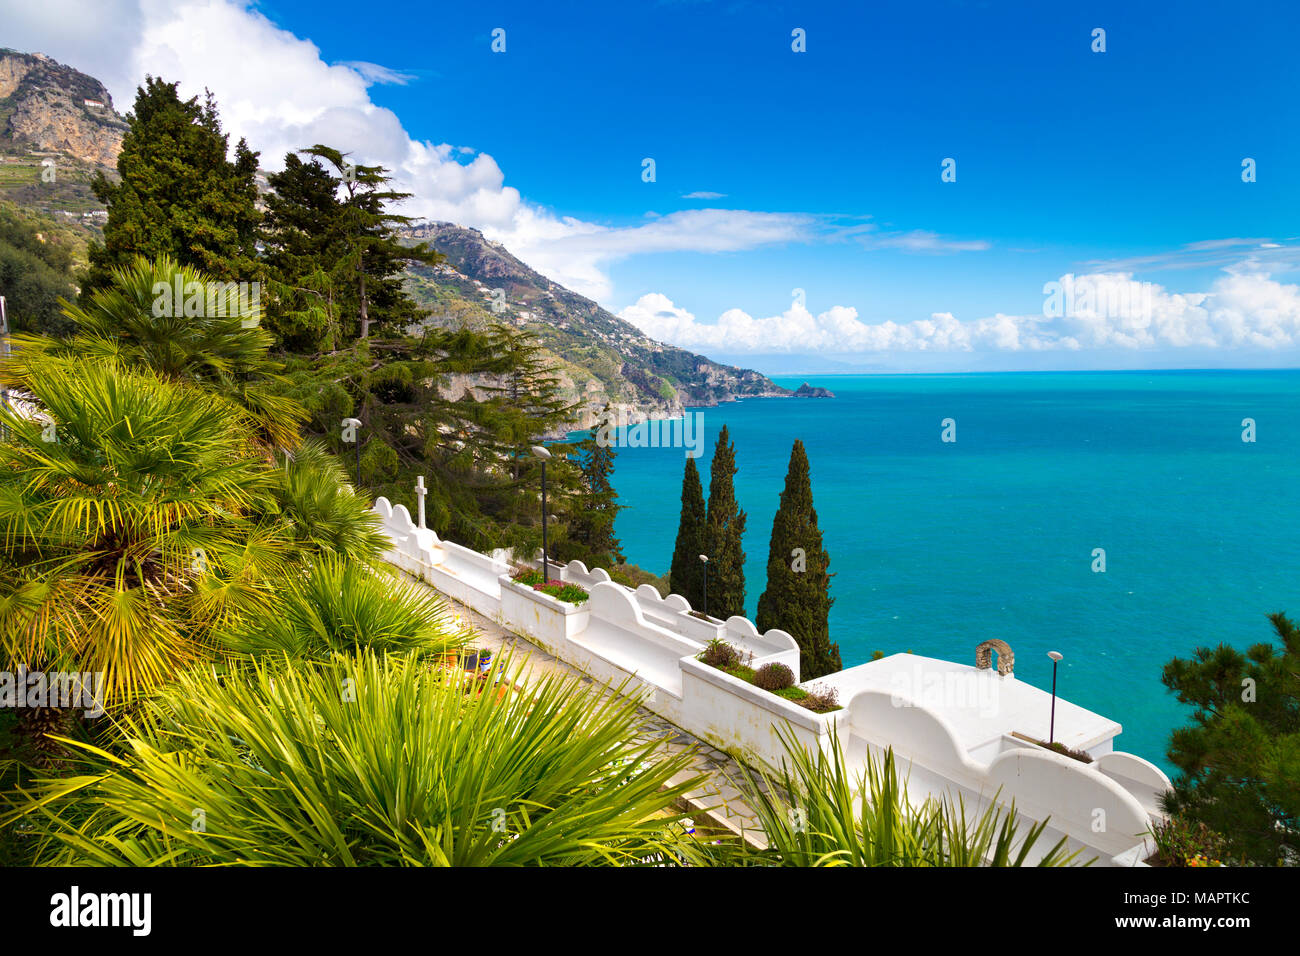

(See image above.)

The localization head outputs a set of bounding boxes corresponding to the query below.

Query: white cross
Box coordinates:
[415,475,427,529]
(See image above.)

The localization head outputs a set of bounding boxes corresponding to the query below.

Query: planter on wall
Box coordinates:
[498,575,591,648]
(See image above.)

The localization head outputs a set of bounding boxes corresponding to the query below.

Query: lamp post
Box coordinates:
[532,446,552,583]
[1047,651,1063,744]
[342,417,362,488]
[699,554,709,617]
[0,296,8,441]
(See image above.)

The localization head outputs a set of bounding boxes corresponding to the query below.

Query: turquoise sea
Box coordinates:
[584,370,1300,773]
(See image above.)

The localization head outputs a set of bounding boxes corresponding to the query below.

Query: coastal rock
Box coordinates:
[793,382,835,398]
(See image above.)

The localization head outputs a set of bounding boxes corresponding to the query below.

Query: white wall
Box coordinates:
[371,499,1168,865]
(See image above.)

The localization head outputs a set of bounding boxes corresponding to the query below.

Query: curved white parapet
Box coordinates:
[632,583,692,630]
[587,579,650,627]
[724,617,801,680]
[390,503,417,535]
[986,748,1153,856]
[373,496,394,519]
[848,688,982,783]
[561,559,613,589]
[1094,751,1174,819]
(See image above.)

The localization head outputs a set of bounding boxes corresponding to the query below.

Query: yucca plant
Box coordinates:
[0,353,290,748]
[3,650,705,866]
[219,559,466,662]
[4,255,305,449]
[730,727,1087,867]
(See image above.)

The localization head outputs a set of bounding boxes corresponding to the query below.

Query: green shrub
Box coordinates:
[753,662,795,691]
[798,684,842,714]
[534,581,590,605]
[1150,815,1232,867]
[221,559,465,662]
[699,638,745,670]
[724,664,756,683]
[2,651,704,866]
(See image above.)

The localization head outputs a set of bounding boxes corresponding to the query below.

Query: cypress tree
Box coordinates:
[668,457,707,610]
[86,79,261,292]
[756,440,840,679]
[705,425,746,619]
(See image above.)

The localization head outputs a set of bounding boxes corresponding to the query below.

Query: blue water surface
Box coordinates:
[575,370,1300,773]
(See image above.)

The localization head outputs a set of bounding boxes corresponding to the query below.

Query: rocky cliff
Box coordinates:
[0,50,127,166]
[401,222,792,431]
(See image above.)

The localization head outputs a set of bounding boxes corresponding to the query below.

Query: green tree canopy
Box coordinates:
[668,457,707,611]
[0,204,78,337]
[704,425,746,619]
[1161,612,1299,866]
[86,78,261,292]
[756,439,840,679]
[261,146,441,344]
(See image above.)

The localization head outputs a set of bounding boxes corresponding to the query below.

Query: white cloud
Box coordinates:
[621,270,1300,354]
[857,229,991,254]
[333,61,415,86]
[683,191,726,199]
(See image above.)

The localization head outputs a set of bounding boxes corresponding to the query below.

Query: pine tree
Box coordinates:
[756,440,840,679]
[562,426,624,569]
[260,152,349,351]
[668,457,707,610]
[260,146,443,346]
[705,425,746,619]
[86,79,261,292]
[1160,612,1300,866]
[298,145,441,340]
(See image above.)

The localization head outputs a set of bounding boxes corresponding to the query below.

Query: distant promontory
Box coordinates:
[793,382,835,398]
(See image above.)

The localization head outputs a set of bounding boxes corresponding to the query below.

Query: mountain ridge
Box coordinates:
[400,221,791,429]
[0,47,791,427]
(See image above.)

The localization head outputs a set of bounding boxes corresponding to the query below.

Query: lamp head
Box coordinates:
[698,554,708,563]
[1047,651,1063,662]
[531,445,552,460]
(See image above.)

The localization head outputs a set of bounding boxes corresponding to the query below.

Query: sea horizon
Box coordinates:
[590,367,1300,773]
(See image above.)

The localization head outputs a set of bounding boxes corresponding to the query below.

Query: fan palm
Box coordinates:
[3,256,305,448]
[4,650,704,866]
[262,440,388,565]
[220,558,466,662]
[0,353,289,751]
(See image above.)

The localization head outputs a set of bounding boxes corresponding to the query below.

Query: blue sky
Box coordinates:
[10,0,1300,370]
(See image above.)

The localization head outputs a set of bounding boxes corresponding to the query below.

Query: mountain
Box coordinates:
[400,222,791,429]
[0,50,123,232]
[0,49,792,427]
[0,50,126,166]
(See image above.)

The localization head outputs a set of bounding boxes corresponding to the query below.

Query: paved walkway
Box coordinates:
[405,573,771,848]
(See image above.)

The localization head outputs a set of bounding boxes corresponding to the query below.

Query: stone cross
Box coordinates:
[415,475,427,529]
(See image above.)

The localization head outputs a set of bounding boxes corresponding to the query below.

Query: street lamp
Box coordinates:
[342,417,362,488]
[699,554,709,617]
[1047,651,1063,744]
[532,446,552,583]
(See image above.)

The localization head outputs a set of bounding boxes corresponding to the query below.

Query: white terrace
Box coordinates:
[373,494,1171,866]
